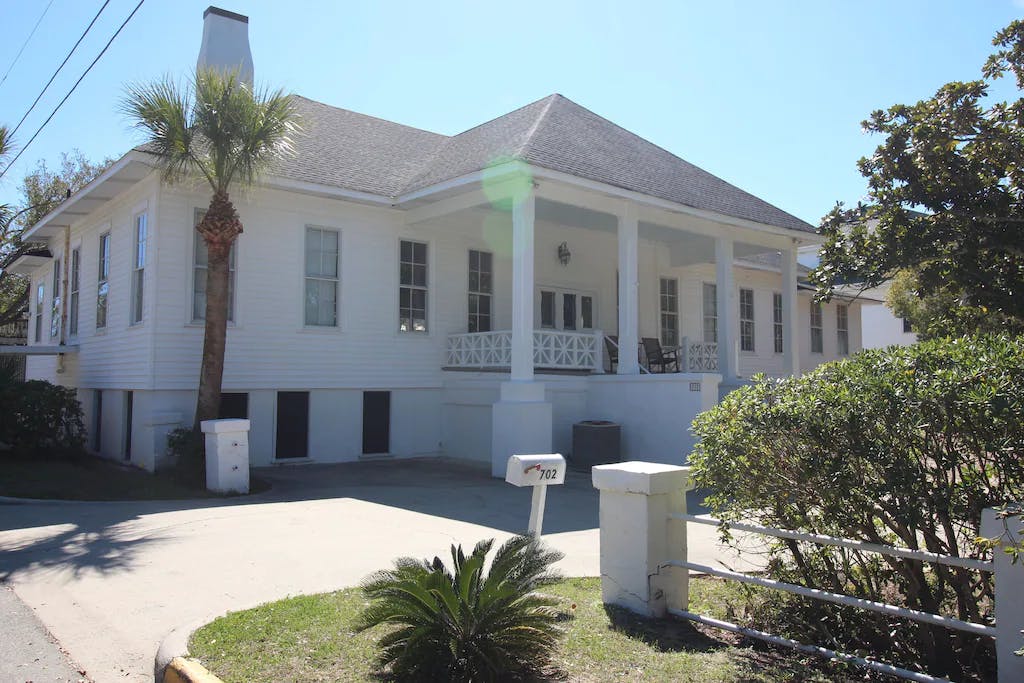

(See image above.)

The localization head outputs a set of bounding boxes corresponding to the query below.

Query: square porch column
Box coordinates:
[491,186,552,477]
[781,245,800,376]
[715,237,737,379]
[617,205,640,374]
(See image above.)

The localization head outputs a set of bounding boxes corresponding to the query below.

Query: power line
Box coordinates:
[0,0,57,89]
[9,0,113,140]
[0,0,146,183]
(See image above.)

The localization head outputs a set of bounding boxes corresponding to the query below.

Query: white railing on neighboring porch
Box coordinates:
[679,337,718,372]
[446,329,603,372]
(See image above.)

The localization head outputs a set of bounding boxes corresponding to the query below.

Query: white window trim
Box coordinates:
[467,248,493,333]
[34,281,44,343]
[303,224,341,329]
[659,276,679,347]
[772,291,783,355]
[69,246,81,338]
[739,287,755,353]
[810,301,824,354]
[837,303,850,356]
[96,230,111,331]
[191,208,240,326]
[702,281,718,345]
[397,237,431,335]
[129,211,147,326]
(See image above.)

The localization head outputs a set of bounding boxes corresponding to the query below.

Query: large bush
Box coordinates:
[690,335,1024,681]
[355,536,565,682]
[0,379,86,458]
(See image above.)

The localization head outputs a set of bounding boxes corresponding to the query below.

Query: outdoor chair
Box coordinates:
[604,335,619,373]
[642,337,679,373]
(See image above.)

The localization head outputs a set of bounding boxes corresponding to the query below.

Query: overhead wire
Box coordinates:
[0,0,57,89]
[9,0,114,140]
[0,0,146,182]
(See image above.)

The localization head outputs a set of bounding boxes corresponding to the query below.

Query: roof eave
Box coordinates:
[23,150,155,241]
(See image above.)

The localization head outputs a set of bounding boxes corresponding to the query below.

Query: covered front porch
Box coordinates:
[405,162,811,474]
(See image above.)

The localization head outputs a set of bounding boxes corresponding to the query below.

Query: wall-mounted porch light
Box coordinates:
[557,241,571,266]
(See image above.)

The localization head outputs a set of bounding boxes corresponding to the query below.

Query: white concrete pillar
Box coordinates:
[781,245,800,376]
[201,418,250,494]
[715,237,737,379]
[511,190,536,382]
[617,205,640,374]
[592,461,691,617]
[491,382,552,478]
[982,508,1024,683]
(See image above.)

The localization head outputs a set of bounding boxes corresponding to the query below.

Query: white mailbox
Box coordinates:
[505,454,566,487]
[505,453,566,537]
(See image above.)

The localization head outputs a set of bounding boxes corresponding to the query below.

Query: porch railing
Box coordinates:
[446,329,603,372]
[679,336,718,372]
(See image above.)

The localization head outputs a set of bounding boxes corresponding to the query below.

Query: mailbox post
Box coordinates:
[505,453,566,536]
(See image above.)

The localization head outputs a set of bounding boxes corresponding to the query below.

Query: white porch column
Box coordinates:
[781,245,800,376]
[715,237,737,379]
[491,183,551,478]
[511,190,536,381]
[617,204,640,374]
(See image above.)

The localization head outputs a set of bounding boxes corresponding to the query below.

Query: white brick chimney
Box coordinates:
[196,6,253,84]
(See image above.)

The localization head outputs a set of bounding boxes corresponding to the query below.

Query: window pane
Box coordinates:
[479,295,490,315]
[413,264,426,287]
[581,296,593,329]
[479,272,492,294]
[562,293,576,330]
[541,291,555,328]
[400,263,412,286]
[469,271,479,292]
[412,288,426,309]
[413,241,426,263]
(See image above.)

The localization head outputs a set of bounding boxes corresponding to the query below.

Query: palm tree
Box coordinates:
[122,69,297,429]
[355,536,566,682]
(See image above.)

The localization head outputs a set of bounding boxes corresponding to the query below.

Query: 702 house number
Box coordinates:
[536,468,559,480]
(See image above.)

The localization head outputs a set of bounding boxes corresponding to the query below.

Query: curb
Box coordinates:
[162,657,224,683]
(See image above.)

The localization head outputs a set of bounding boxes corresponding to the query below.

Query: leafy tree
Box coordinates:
[356,536,566,682]
[690,335,1024,680]
[813,21,1024,333]
[0,151,112,326]
[122,69,298,428]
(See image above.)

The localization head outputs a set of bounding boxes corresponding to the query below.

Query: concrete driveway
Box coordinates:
[0,458,749,683]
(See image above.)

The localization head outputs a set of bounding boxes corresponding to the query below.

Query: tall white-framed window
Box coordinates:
[193,209,237,322]
[69,248,80,336]
[34,282,44,342]
[304,226,339,327]
[399,239,427,332]
[467,249,492,333]
[581,295,594,330]
[810,301,823,353]
[772,292,783,354]
[541,290,555,329]
[50,258,61,338]
[837,303,849,356]
[96,232,110,329]
[702,282,717,344]
[739,288,754,352]
[130,212,147,325]
[659,277,678,347]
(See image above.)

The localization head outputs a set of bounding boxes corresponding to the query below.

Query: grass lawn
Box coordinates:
[0,455,267,500]
[190,577,857,682]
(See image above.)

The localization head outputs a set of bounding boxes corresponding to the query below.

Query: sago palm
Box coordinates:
[356,535,566,682]
[122,68,297,428]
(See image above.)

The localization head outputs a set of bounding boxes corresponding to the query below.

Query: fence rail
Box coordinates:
[445,329,603,372]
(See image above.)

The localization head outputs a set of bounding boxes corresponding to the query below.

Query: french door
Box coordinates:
[537,287,595,331]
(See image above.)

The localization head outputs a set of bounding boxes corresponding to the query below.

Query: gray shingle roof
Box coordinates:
[146,93,817,233]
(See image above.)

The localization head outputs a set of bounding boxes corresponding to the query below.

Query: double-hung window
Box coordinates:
[467,249,492,333]
[69,248,80,336]
[50,259,61,338]
[659,278,678,347]
[837,304,849,356]
[34,283,44,342]
[304,226,339,327]
[739,288,754,352]
[130,213,146,324]
[193,209,237,322]
[772,292,783,354]
[810,301,823,353]
[399,240,427,332]
[96,233,110,329]
[702,282,717,344]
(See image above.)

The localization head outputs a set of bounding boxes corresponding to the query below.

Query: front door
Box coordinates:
[537,287,595,331]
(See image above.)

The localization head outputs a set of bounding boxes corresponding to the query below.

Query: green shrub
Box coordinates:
[166,427,205,486]
[690,335,1024,681]
[0,379,86,459]
[356,536,566,682]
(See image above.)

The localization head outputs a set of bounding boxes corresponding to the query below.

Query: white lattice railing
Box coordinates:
[446,329,603,372]
[680,336,718,372]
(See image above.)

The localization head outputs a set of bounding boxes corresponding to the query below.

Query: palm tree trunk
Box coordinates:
[193,191,241,430]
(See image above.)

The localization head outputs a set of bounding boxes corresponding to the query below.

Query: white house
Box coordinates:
[8,7,864,476]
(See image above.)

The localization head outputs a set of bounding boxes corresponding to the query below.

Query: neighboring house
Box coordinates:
[8,7,864,475]
[860,281,917,349]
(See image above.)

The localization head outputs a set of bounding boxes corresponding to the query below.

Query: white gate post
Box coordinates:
[983,507,1024,683]
[592,462,691,617]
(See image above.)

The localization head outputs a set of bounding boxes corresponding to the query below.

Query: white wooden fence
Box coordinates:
[593,462,1020,683]
[446,329,603,372]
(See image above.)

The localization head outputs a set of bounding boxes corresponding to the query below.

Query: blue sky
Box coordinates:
[0,0,1020,226]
